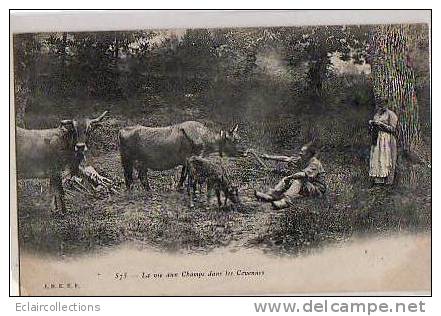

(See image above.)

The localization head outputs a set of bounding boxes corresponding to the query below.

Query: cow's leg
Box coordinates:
[50,174,66,212]
[187,173,195,208]
[121,155,134,190]
[192,178,197,196]
[206,181,213,204]
[216,189,222,208]
[138,168,151,191]
[177,165,187,191]
[48,180,57,209]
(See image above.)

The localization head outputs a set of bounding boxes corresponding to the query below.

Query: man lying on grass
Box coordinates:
[254,142,327,210]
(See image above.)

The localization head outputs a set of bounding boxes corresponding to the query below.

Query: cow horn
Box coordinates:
[90,111,108,124]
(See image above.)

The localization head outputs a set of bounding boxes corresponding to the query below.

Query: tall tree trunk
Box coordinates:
[114,35,122,97]
[60,32,68,95]
[61,32,67,67]
[114,36,119,59]
[370,24,421,155]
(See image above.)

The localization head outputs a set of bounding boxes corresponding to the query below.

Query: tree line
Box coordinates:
[13,24,429,156]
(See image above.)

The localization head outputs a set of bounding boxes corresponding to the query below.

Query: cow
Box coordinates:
[15,111,108,211]
[118,120,244,191]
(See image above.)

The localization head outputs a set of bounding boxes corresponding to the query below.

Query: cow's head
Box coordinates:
[219,124,246,157]
[59,110,108,174]
[74,110,108,152]
[59,119,81,175]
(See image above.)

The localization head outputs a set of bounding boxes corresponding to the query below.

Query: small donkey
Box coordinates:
[185,156,239,208]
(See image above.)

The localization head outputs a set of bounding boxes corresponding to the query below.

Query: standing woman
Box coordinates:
[369,99,399,185]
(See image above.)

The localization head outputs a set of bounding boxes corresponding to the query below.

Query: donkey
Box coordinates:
[185,156,239,208]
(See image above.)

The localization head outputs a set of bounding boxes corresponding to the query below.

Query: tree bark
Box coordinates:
[61,32,67,68]
[370,24,421,155]
[114,36,119,59]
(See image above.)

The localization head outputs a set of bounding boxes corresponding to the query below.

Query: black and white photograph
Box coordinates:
[10,10,431,296]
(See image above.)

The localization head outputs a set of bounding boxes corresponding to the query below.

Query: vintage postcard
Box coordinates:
[10,10,431,296]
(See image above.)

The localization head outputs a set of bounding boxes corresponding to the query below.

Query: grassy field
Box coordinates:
[16,97,432,256]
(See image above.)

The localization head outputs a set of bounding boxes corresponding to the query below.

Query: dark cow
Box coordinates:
[15,111,108,211]
[119,120,244,191]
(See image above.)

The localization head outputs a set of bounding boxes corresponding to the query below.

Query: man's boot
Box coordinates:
[254,190,274,202]
[271,199,289,210]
